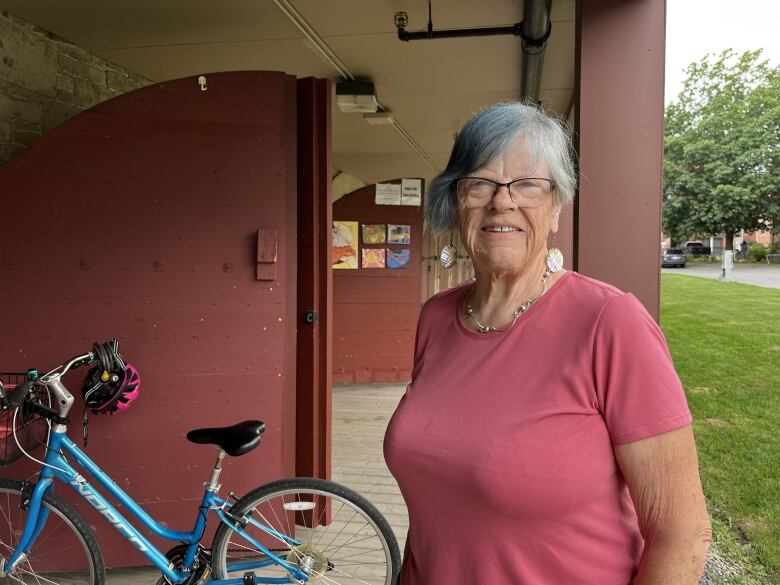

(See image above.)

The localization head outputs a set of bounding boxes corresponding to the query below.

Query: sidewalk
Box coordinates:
[662,263,780,289]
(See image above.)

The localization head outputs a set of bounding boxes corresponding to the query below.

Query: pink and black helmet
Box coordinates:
[81,340,140,415]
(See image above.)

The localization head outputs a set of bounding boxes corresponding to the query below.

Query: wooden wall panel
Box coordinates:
[0,71,298,567]
[332,181,423,384]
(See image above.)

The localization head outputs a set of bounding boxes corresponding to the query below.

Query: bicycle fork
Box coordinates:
[0,478,54,576]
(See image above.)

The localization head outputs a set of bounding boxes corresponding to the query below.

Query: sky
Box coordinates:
[665,0,780,105]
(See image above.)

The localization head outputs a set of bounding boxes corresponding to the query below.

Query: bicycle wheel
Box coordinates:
[211,477,400,585]
[0,478,104,585]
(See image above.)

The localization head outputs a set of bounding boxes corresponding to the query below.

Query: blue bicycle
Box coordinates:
[0,342,400,585]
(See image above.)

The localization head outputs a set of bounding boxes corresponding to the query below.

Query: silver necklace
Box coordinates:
[464,269,551,333]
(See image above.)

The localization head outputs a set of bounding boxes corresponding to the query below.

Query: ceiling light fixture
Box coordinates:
[363,112,395,125]
[270,0,440,172]
[336,81,378,113]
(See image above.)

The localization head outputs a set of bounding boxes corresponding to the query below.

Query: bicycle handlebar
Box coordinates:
[2,340,119,418]
[62,353,95,376]
[39,351,96,383]
[2,379,35,410]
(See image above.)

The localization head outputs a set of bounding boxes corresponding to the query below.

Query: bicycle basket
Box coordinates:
[0,372,49,466]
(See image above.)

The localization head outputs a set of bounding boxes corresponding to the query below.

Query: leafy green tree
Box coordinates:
[664,50,780,250]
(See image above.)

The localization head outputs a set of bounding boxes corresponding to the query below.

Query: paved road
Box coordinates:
[662,263,780,289]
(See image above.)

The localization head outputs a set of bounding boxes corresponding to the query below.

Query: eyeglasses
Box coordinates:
[456,176,556,207]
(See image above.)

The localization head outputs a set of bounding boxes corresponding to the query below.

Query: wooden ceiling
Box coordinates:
[0,0,575,186]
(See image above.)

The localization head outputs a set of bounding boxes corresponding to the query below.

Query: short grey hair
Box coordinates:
[426,101,577,234]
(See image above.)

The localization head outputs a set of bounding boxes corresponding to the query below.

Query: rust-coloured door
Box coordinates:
[0,72,301,566]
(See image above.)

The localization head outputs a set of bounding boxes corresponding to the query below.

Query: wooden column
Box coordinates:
[575,0,666,318]
[295,77,333,480]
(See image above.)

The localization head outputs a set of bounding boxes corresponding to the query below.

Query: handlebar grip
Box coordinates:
[3,380,34,409]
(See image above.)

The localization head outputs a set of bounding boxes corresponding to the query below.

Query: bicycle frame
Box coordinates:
[4,428,310,584]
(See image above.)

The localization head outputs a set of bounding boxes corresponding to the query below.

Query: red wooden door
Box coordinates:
[0,72,300,566]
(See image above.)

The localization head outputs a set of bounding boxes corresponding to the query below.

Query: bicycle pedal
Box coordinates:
[242,572,256,585]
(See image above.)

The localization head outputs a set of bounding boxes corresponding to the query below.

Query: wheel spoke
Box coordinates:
[213,480,398,585]
[0,484,100,585]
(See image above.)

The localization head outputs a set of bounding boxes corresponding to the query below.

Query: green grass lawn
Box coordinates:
[660,274,780,579]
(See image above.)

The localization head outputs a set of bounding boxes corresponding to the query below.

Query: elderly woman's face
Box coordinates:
[458,142,560,276]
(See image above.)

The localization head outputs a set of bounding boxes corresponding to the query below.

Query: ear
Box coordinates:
[550,207,561,234]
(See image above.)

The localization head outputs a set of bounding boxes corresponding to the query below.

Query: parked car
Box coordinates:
[662,248,687,268]
[681,241,711,255]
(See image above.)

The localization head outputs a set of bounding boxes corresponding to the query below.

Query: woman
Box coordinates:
[384,102,711,584]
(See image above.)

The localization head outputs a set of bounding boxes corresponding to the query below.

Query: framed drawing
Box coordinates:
[362,224,386,244]
[362,248,386,268]
[387,224,411,244]
[387,248,411,268]
[332,221,359,269]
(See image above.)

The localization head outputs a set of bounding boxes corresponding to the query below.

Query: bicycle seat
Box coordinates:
[186,420,266,456]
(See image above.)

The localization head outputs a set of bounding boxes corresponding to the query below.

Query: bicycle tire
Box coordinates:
[0,477,105,585]
[211,477,400,585]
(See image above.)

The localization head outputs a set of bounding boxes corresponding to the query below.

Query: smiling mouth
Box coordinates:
[482,226,522,233]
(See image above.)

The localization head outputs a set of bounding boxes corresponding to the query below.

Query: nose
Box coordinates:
[489,184,517,211]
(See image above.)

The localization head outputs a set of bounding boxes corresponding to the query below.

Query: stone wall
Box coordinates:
[0,11,149,165]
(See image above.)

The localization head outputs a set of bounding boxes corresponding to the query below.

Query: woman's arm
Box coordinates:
[614,425,712,584]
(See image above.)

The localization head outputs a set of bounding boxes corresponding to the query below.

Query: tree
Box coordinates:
[664,50,780,250]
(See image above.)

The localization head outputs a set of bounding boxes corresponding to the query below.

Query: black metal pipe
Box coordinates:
[521,0,553,101]
[397,23,523,42]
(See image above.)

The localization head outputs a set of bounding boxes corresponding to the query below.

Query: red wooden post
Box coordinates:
[575,0,666,318]
[295,77,333,482]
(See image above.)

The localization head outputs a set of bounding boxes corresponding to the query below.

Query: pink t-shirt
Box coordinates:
[384,272,692,584]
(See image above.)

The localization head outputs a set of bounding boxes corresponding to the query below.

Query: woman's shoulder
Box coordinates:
[560,271,631,306]
[564,271,624,297]
[560,272,654,328]
[545,271,646,324]
[416,281,471,331]
[422,280,471,311]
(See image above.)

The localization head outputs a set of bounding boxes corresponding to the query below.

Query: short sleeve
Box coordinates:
[410,304,427,382]
[592,293,692,445]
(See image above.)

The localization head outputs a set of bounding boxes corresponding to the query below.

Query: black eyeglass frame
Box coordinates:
[455,176,557,199]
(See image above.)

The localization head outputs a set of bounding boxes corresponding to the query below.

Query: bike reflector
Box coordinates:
[283,502,317,511]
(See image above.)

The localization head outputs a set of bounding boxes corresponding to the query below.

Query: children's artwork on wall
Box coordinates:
[387,248,411,269]
[332,221,359,269]
[362,248,386,268]
[362,224,386,244]
[387,224,411,244]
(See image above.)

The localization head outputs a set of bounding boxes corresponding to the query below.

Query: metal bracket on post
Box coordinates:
[256,229,277,281]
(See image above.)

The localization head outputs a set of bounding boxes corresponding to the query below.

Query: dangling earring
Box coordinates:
[439,234,457,269]
[546,232,564,273]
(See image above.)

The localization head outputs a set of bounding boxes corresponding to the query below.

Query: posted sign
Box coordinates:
[401,179,422,206]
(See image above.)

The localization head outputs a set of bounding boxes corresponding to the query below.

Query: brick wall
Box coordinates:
[0,11,149,165]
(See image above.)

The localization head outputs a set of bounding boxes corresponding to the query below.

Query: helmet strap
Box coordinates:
[82,406,89,448]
